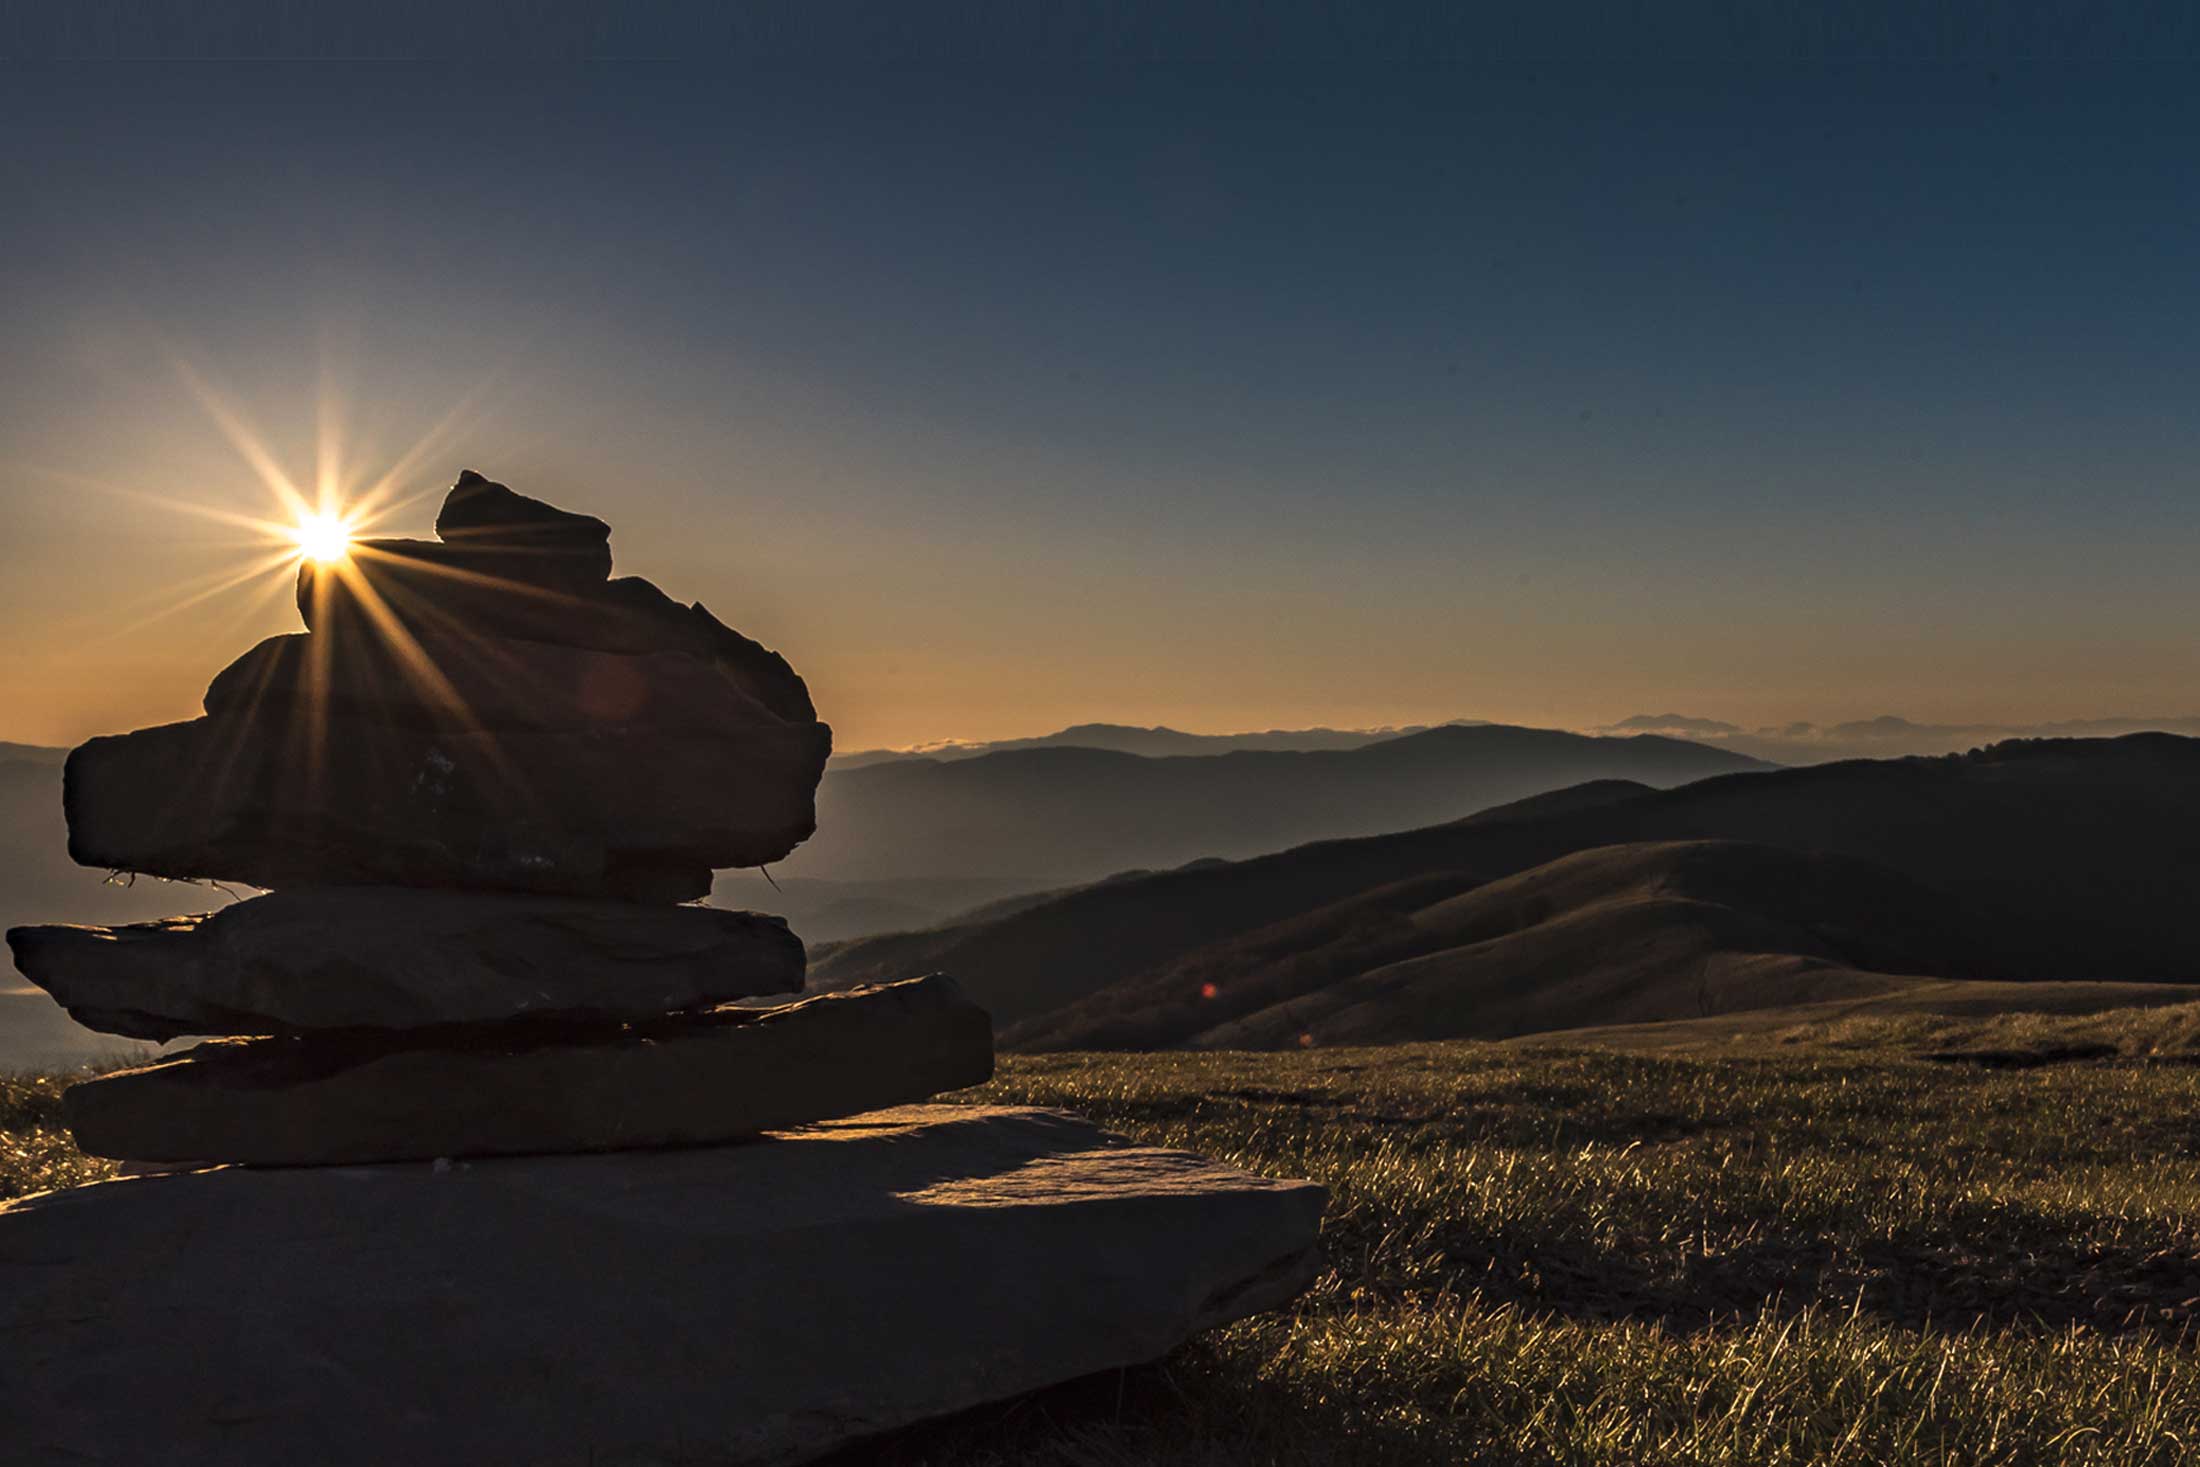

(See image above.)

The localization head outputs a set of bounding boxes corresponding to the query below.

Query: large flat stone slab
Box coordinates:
[63,708,830,899]
[64,974,991,1164]
[0,1104,1324,1466]
[8,888,804,1040]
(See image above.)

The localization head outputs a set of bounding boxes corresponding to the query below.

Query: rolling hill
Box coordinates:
[789,724,1773,884]
[808,734,2200,1046]
[1005,840,2196,1049]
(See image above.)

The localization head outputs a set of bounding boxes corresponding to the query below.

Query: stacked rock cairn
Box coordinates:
[7,471,992,1165]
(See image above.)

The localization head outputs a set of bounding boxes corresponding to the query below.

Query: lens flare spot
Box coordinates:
[293,513,353,564]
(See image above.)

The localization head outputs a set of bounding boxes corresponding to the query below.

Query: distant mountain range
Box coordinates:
[707,872,1053,945]
[788,724,1772,884]
[809,734,2200,1047]
[841,712,2200,772]
[830,720,1484,768]
[1596,712,2200,765]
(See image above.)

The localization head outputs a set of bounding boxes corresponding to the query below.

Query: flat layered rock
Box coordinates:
[65,974,991,1164]
[299,560,815,723]
[64,708,830,899]
[205,631,789,732]
[8,888,804,1040]
[431,468,613,590]
[282,471,814,723]
[0,1102,1323,1467]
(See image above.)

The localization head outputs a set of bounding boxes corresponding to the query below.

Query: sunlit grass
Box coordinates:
[0,1073,119,1201]
[10,1021,2200,1464]
[1784,999,2200,1060]
[893,1028,2200,1464]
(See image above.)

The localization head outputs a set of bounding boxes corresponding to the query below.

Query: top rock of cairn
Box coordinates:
[64,472,832,903]
[428,469,615,590]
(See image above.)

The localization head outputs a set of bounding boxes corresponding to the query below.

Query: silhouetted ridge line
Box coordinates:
[807,735,2200,1044]
[796,721,1771,885]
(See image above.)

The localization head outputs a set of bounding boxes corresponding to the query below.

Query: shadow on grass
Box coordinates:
[1418,1229,2200,1344]
[815,1334,1437,1467]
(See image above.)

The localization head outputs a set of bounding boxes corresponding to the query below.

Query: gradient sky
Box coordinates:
[5,32,2198,752]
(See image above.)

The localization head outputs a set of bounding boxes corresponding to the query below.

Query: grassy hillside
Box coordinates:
[1006,839,2200,1050]
[9,1011,2200,1464]
[813,735,2200,1042]
[906,1014,2200,1463]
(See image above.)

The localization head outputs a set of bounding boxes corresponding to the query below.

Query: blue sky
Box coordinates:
[4,26,2197,748]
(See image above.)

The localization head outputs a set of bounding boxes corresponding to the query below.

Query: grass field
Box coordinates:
[8,1006,2200,1464]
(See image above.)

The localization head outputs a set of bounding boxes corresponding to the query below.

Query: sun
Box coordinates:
[292,513,354,564]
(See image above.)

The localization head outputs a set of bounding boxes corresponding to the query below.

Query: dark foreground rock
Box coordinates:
[205,630,793,733]
[430,468,613,590]
[0,1103,1322,1467]
[8,889,804,1040]
[298,557,815,723]
[65,974,991,1164]
[65,471,830,896]
[64,709,831,898]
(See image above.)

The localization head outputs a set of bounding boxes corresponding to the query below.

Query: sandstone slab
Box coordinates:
[8,888,804,1040]
[64,708,831,898]
[0,1103,1324,1466]
[64,974,991,1164]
